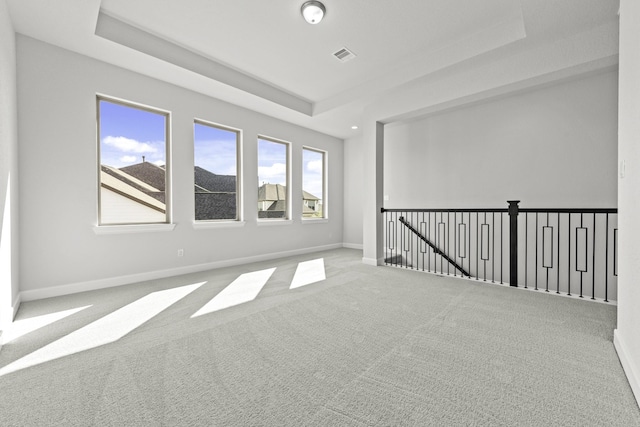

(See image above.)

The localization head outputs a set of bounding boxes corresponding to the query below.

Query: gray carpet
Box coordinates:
[0,248,638,426]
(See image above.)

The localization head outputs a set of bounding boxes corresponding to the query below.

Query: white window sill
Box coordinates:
[302,218,329,224]
[93,223,176,235]
[193,220,246,230]
[257,219,293,227]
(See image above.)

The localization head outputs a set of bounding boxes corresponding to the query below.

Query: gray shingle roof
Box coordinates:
[194,166,236,192]
[258,183,286,201]
[101,164,165,204]
[120,162,166,191]
[194,192,237,220]
[258,184,319,201]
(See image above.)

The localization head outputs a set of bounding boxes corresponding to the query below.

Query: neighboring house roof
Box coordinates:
[101,164,166,204]
[303,190,319,201]
[103,163,321,220]
[267,200,287,212]
[258,183,319,202]
[100,170,165,212]
[195,192,236,220]
[120,162,166,191]
[258,183,287,202]
[108,162,238,220]
[194,166,236,192]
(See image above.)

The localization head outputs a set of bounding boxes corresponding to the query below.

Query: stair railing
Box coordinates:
[381,201,618,302]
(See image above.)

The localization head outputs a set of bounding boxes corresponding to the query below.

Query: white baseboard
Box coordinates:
[12,293,20,320]
[614,329,640,407]
[342,243,363,250]
[362,257,383,266]
[19,243,343,302]
[0,293,21,331]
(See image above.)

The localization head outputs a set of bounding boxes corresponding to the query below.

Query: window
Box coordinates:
[193,120,240,221]
[97,96,170,225]
[257,137,290,219]
[302,147,326,218]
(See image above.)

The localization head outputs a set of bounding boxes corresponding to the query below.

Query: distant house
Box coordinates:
[302,190,321,217]
[258,183,321,218]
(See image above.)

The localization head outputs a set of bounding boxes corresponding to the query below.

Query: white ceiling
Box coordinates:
[6,0,620,139]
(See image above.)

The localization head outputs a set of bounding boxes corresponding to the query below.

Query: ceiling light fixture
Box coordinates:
[301,1,326,25]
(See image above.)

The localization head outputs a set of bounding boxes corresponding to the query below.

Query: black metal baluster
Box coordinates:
[545,212,550,292]
[491,212,496,283]
[392,211,396,266]
[580,213,584,298]
[468,212,472,279]
[454,212,457,277]
[421,212,425,272]
[592,213,596,300]
[557,213,560,294]
[568,213,571,296]
[440,212,444,274]
[500,212,503,284]
[525,213,528,289]
[605,213,609,302]
[447,211,450,276]
[483,212,487,282]
[535,213,539,291]
[427,212,431,272]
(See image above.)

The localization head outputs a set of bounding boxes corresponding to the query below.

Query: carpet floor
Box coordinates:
[0,248,638,426]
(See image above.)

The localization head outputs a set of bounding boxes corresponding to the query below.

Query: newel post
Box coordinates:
[508,200,520,287]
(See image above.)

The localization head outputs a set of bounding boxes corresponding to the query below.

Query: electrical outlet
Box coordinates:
[177,249,184,257]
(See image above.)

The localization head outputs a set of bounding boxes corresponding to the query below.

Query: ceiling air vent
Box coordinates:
[333,47,356,62]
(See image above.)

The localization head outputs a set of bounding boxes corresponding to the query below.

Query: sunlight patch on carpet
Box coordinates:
[0,282,205,377]
[191,268,276,317]
[290,258,326,289]
[2,305,92,344]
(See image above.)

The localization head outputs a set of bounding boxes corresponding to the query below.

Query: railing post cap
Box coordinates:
[507,200,520,216]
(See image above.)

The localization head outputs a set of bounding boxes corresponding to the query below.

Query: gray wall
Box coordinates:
[344,71,618,249]
[343,135,363,248]
[0,0,19,326]
[17,36,343,297]
[383,70,618,209]
[616,0,640,405]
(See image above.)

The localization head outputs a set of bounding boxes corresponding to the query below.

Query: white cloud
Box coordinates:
[119,155,137,163]
[258,163,286,184]
[307,159,323,173]
[103,136,158,154]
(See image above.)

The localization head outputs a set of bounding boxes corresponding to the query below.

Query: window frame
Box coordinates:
[96,94,172,228]
[193,118,243,224]
[301,146,328,221]
[257,135,291,222]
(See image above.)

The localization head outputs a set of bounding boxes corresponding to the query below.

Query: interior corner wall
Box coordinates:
[616,0,640,405]
[384,70,618,209]
[0,0,19,327]
[343,135,363,248]
[16,35,343,297]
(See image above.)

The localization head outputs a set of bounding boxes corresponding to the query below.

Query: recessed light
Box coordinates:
[351,125,359,130]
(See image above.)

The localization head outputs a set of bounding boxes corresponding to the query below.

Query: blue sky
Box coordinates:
[258,138,287,186]
[303,148,323,200]
[194,123,237,175]
[99,100,166,168]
